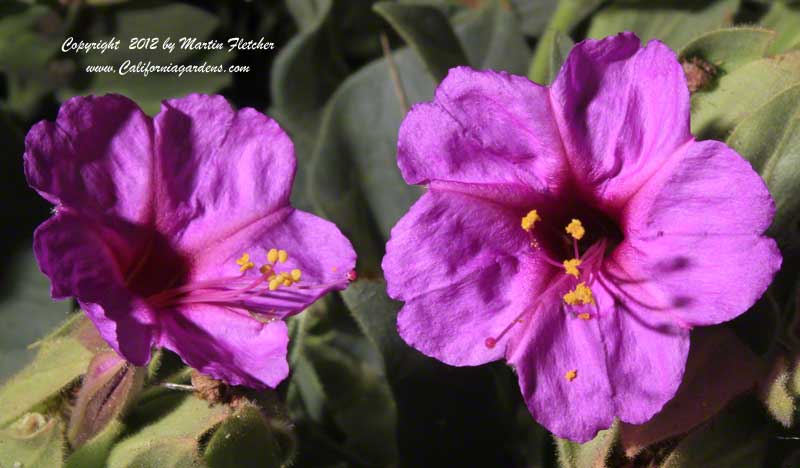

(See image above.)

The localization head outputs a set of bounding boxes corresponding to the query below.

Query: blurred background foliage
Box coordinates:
[2,0,800,466]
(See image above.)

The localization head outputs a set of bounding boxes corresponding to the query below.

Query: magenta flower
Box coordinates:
[382,33,781,441]
[25,94,356,389]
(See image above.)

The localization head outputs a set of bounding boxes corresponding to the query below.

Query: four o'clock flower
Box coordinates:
[25,94,356,389]
[382,33,782,441]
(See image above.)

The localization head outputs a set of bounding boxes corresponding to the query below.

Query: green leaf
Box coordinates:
[0,249,72,381]
[374,2,469,83]
[285,0,328,31]
[528,0,602,82]
[0,3,67,115]
[456,1,531,74]
[586,0,739,50]
[340,279,425,380]
[65,419,126,468]
[63,4,229,115]
[692,52,800,140]
[308,1,531,273]
[204,404,286,468]
[726,82,800,243]
[0,314,95,427]
[288,298,398,467]
[106,394,228,467]
[509,0,558,37]
[661,399,769,467]
[678,27,776,73]
[556,423,619,468]
[110,439,203,468]
[531,29,574,84]
[307,35,432,273]
[0,414,64,468]
[761,2,800,55]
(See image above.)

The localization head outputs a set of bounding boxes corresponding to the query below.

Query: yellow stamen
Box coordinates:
[565,369,577,382]
[577,313,591,320]
[521,210,541,232]
[565,219,585,240]
[267,248,279,264]
[563,282,595,305]
[259,264,273,275]
[563,258,581,278]
[236,253,255,272]
[268,277,282,291]
[291,269,302,282]
[278,249,288,263]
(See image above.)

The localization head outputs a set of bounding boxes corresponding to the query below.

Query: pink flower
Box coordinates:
[25,94,356,388]
[382,33,781,441]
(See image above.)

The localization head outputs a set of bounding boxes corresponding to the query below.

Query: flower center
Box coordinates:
[484,208,617,380]
[147,247,354,322]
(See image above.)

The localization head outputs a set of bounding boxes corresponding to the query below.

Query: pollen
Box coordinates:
[236,253,255,272]
[565,219,585,240]
[268,276,282,291]
[521,210,541,232]
[563,282,595,305]
[565,369,577,382]
[577,312,591,320]
[264,266,304,291]
[267,248,279,264]
[563,258,581,278]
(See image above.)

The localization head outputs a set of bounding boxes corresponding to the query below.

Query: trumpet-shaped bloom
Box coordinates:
[382,33,781,441]
[26,94,356,389]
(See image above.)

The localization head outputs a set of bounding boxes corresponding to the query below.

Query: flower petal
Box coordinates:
[507,302,615,442]
[33,213,156,365]
[190,208,356,316]
[398,66,567,191]
[617,140,782,326]
[24,95,155,223]
[158,305,289,388]
[592,273,689,424]
[551,33,692,205]
[508,275,688,442]
[384,190,553,365]
[153,94,295,251]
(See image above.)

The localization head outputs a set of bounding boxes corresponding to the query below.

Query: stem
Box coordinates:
[380,32,410,113]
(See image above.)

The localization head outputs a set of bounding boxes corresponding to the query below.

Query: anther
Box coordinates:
[236,253,255,272]
[278,249,288,263]
[564,282,594,305]
[565,219,585,240]
[577,313,591,320]
[267,248,279,264]
[565,369,577,381]
[521,210,541,232]
[563,258,581,278]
